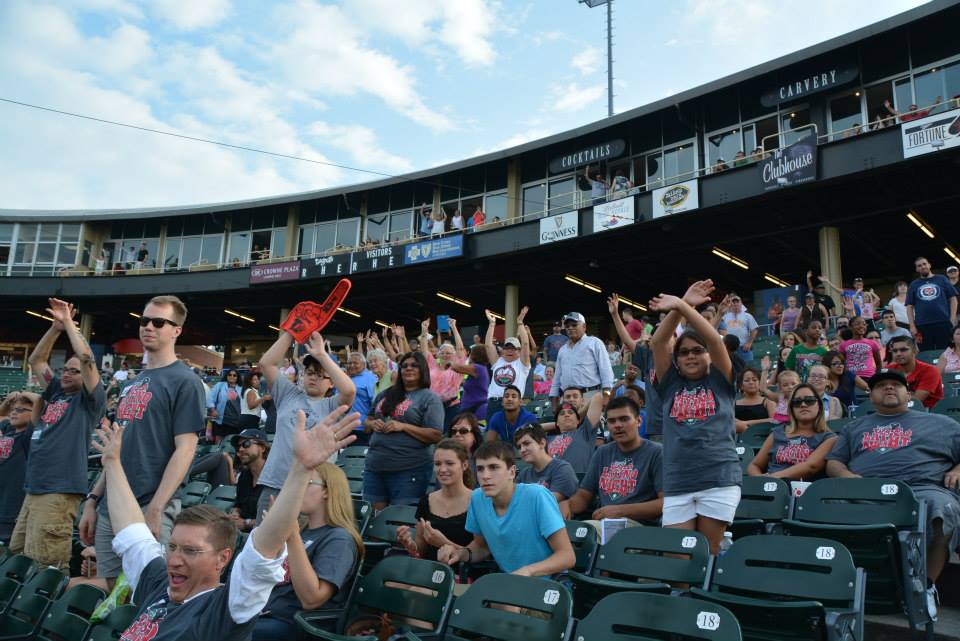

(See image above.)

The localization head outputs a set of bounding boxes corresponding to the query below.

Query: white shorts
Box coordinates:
[662,486,741,526]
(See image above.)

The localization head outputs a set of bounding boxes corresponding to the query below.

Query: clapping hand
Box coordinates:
[517,305,529,325]
[46,298,77,331]
[419,518,451,548]
[305,332,328,360]
[484,309,498,324]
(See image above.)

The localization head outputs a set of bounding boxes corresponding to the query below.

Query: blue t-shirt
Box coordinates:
[543,334,568,362]
[486,408,537,443]
[465,484,565,574]
[350,369,378,427]
[906,274,957,325]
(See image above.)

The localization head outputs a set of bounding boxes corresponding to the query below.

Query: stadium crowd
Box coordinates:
[0,253,958,640]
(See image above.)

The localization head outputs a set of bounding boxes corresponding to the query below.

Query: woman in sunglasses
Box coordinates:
[206,368,243,443]
[747,384,836,480]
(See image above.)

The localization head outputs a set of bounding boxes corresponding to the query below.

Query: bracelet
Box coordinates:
[84,493,100,503]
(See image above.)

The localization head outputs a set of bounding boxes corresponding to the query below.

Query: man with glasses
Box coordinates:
[827,368,960,621]
[12,298,104,571]
[231,428,270,532]
[550,312,614,415]
[257,326,355,523]
[484,307,532,419]
[720,293,759,363]
[886,335,944,409]
[83,295,206,589]
[0,393,36,544]
[96,404,359,640]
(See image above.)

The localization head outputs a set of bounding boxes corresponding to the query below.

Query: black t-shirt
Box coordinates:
[137,249,148,261]
[235,470,262,521]
[414,494,471,561]
[0,420,31,526]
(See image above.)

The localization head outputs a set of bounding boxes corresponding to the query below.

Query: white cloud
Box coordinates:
[153,0,231,31]
[308,121,412,174]
[571,46,601,76]
[549,82,607,113]
[473,127,556,156]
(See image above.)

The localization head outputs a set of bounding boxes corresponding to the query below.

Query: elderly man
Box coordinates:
[826,369,960,620]
[720,293,759,363]
[346,351,377,445]
[550,312,614,415]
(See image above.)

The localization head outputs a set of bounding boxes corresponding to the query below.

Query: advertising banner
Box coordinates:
[759,136,817,191]
[652,180,699,218]
[404,234,464,265]
[539,211,579,244]
[592,196,635,232]
[350,245,400,273]
[300,254,351,280]
[901,108,960,158]
[249,260,301,285]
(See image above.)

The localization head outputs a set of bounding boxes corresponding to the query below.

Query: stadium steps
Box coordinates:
[865,558,959,640]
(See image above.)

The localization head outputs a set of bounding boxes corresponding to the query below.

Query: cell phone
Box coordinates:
[437,315,450,333]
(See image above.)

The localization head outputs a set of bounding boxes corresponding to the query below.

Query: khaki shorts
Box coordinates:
[94,499,179,579]
[9,492,83,571]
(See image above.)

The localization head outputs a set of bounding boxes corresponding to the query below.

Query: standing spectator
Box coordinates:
[535,365,554,396]
[880,309,912,347]
[485,386,536,444]
[346,352,377,445]
[134,242,149,269]
[280,358,297,382]
[799,292,830,328]
[620,305,647,341]
[806,271,837,317]
[650,280,741,555]
[608,294,655,384]
[484,308,532,418]
[469,205,486,229]
[95,249,107,276]
[887,335,944,409]
[0,393,34,543]
[240,372,269,430]
[363,352,443,511]
[123,245,137,269]
[947,265,959,295]
[448,319,490,421]
[420,320,466,428]
[888,281,910,327]
[82,295,204,590]
[583,165,609,205]
[720,293,759,363]
[780,295,802,335]
[431,207,447,236]
[13,299,104,571]
[257,330,356,520]
[207,368,243,443]
[450,209,465,231]
[366,348,394,397]
[937,325,960,375]
[113,360,131,383]
[515,423,579,502]
[542,322,567,363]
[907,257,958,351]
[839,316,883,379]
[550,312,614,414]
[230,428,269,533]
[785,320,828,382]
[418,203,433,237]
[606,341,622,366]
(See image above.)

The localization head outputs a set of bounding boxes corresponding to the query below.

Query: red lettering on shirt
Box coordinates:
[669,386,717,423]
[859,423,913,453]
[774,440,812,466]
[0,436,13,459]
[117,380,154,422]
[598,460,639,499]
[548,434,573,457]
[40,399,69,426]
[120,614,160,641]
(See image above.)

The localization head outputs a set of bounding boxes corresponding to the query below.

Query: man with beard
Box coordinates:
[230,428,270,532]
[886,335,944,409]
[907,256,957,351]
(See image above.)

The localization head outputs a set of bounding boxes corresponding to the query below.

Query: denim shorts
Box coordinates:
[363,461,434,506]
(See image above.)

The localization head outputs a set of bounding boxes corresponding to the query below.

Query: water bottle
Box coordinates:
[719,532,734,556]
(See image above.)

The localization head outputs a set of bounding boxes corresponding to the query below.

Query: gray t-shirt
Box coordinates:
[827,410,960,486]
[126,557,253,641]
[366,388,444,473]
[260,376,341,490]
[655,365,741,495]
[27,378,105,495]
[581,440,663,506]
[767,426,836,476]
[880,326,911,347]
[100,361,206,513]
[0,420,31,529]
[546,418,597,475]
[645,382,663,437]
[517,458,579,499]
[264,525,357,621]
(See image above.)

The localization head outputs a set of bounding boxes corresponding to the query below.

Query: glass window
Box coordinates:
[315,223,337,253]
[14,244,35,264]
[336,219,359,248]
[754,116,778,152]
[0,224,12,243]
[18,224,37,243]
[864,82,896,129]
[252,210,274,230]
[366,214,389,243]
[251,231,272,259]
[38,225,59,242]
[944,62,960,106]
[60,224,81,241]
[271,229,287,257]
[390,210,412,242]
[35,243,57,263]
[706,128,741,167]
[522,183,546,220]
[548,177,576,214]
[781,108,812,146]
[485,192,508,223]
[0,246,10,269]
[645,153,663,189]
[200,235,222,265]
[663,143,696,182]
[914,67,944,113]
[299,226,315,255]
[58,243,77,266]
[163,238,181,270]
[180,237,202,267]
[82,240,92,267]
[894,78,913,113]
[228,232,250,263]
[829,91,864,140]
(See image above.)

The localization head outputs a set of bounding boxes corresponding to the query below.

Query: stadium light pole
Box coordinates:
[579,0,614,117]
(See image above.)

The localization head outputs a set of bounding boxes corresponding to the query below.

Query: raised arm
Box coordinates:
[418,319,431,355]
[817,275,843,296]
[517,306,531,367]
[651,310,681,382]
[650,280,732,381]
[483,310,500,365]
[48,298,100,392]
[305,332,356,408]
[28,314,65,391]
[607,294,638,352]
[448,318,467,358]
[584,389,605,427]
[259,331,295,387]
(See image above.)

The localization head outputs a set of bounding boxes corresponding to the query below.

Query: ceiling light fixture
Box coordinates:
[268,325,281,332]
[763,273,791,288]
[906,211,935,239]
[239,314,255,323]
[224,309,241,318]
[564,274,602,293]
[337,307,361,318]
[617,295,648,312]
[436,291,472,308]
[128,312,141,318]
[374,320,391,329]
[26,310,54,322]
[945,246,960,263]
[711,247,749,270]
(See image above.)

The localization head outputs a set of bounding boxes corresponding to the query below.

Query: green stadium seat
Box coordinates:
[35,610,91,641]
[737,422,774,453]
[338,445,369,463]
[362,505,417,571]
[295,556,454,641]
[202,484,237,512]
[612,364,626,380]
[575,591,742,641]
[180,480,213,508]
[565,519,598,574]
[87,603,138,641]
[16,568,66,601]
[942,371,960,396]
[0,593,54,640]
[568,527,711,619]
[0,556,35,584]
[690,535,865,641]
[0,581,20,616]
[48,584,106,619]
[826,417,854,433]
[932,396,960,419]
[852,400,875,417]
[352,497,373,537]
[729,476,791,539]
[443,573,573,641]
[781,478,931,631]
[915,350,940,365]
[338,459,365,480]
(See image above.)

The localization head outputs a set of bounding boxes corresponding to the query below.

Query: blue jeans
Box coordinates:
[252,616,295,641]
[363,461,433,506]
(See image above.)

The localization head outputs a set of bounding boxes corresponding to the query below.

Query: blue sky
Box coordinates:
[0,0,928,209]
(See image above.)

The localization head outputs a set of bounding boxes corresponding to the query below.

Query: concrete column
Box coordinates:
[504,284,519,338]
[284,205,299,259]
[818,226,844,313]
[506,159,521,221]
[79,313,94,342]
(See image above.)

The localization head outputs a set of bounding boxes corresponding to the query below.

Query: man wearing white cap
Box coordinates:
[484,307,532,420]
[550,312,615,415]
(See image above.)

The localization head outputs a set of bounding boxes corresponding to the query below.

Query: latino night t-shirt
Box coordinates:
[580,440,662,507]
[766,426,836,476]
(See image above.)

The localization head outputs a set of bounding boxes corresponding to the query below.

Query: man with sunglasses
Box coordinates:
[0,393,35,544]
[231,428,270,532]
[83,295,206,590]
[886,335,944,409]
[12,298,105,571]
[826,368,960,621]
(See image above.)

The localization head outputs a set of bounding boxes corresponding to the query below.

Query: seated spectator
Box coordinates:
[515,423,578,501]
[887,335,944,409]
[786,320,828,382]
[826,369,959,619]
[397,440,473,562]
[611,363,645,397]
[230,428,270,533]
[880,309,912,347]
[545,391,604,475]
[485,385,536,443]
[748,384,837,480]
[712,158,728,173]
[92,406,360,641]
[749,147,764,162]
[839,317,882,379]
[733,150,748,166]
[822,351,867,410]
[437,441,575,576]
[806,364,845,419]
[559,396,663,525]
[937,325,960,374]
[254,463,363,640]
[606,341,622,366]
[534,364,554,396]
[448,412,482,460]
[735,367,775,433]
[0,392,34,543]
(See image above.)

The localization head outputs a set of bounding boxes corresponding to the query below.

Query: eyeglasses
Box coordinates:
[139,316,179,329]
[307,479,326,488]
[63,368,82,375]
[165,543,216,558]
[9,407,31,414]
[400,362,419,370]
[450,427,472,435]
[303,370,328,378]
[677,346,706,357]
[239,439,260,449]
[730,298,741,303]
[807,373,827,380]
[791,396,820,407]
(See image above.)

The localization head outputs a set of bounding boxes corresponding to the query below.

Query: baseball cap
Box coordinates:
[804,292,816,298]
[853,276,863,282]
[563,312,586,323]
[947,265,958,273]
[503,337,521,349]
[232,428,269,448]
[813,282,826,289]
[867,368,908,389]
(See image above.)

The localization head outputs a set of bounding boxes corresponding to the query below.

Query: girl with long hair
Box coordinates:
[734,367,775,433]
[207,368,242,442]
[937,325,960,374]
[240,371,270,430]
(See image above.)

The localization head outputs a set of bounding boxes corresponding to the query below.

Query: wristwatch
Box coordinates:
[84,493,100,503]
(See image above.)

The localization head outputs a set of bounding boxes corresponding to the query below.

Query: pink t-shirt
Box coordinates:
[426,352,465,403]
[839,338,881,378]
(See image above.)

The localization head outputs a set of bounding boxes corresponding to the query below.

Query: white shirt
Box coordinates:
[113,369,130,382]
[887,297,909,325]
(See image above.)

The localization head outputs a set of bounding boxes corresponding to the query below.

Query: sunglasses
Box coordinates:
[449,427,472,435]
[9,407,31,414]
[791,396,820,407]
[239,439,261,449]
[677,346,706,357]
[139,316,179,329]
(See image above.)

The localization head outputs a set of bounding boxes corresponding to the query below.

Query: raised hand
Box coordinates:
[46,298,76,330]
[92,418,124,464]
[682,280,715,307]
[292,407,360,470]
[517,305,529,325]
[305,332,328,360]
[421,319,430,335]
[607,294,620,316]
[761,354,772,371]
[484,309,498,324]
[448,318,457,329]
[649,294,683,312]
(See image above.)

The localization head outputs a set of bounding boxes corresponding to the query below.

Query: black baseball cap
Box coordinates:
[867,368,908,390]
[232,428,269,448]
